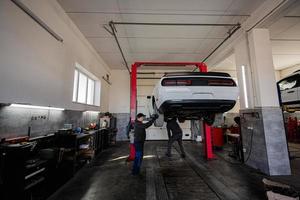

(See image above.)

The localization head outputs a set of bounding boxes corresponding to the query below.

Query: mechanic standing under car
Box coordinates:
[132,113,158,175]
[166,117,186,158]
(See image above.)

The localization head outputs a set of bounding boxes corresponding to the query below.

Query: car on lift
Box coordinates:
[148,72,239,127]
[277,70,300,113]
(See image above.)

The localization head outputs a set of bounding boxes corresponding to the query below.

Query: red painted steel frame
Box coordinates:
[196,64,214,160]
[130,61,213,160]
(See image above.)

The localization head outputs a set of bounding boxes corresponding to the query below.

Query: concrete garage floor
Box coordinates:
[48,142,300,200]
[270,143,300,190]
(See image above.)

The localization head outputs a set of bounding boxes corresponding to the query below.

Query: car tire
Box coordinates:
[153,103,164,127]
[203,114,215,126]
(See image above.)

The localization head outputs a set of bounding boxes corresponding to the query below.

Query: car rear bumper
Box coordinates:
[159,99,236,114]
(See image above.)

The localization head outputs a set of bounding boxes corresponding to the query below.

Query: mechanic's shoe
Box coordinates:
[181,154,186,158]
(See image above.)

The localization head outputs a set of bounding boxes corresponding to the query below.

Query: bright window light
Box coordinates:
[10,104,64,111]
[241,65,249,108]
[78,72,88,103]
[72,63,101,106]
[94,81,101,106]
[72,69,78,102]
[87,78,95,105]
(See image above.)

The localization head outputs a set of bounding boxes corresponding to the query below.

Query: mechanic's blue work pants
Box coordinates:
[132,142,144,175]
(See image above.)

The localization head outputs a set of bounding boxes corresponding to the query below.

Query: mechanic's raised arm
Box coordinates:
[143,118,155,128]
[135,119,153,129]
[144,114,159,128]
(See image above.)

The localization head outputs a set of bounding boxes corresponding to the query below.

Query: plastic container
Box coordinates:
[212,127,224,148]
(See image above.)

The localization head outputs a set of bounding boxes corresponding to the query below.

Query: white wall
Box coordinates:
[0,0,111,111]
[275,70,281,81]
[109,70,130,113]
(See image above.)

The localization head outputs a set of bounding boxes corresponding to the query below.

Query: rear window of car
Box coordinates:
[278,75,299,91]
[161,77,236,87]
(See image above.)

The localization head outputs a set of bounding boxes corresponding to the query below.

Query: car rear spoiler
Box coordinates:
[163,72,231,77]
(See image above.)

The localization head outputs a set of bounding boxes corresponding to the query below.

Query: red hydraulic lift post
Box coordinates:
[130,63,138,123]
[197,63,214,160]
[130,62,214,160]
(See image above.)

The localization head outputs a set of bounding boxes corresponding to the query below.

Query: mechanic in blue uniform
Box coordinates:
[165,117,186,158]
[132,113,158,175]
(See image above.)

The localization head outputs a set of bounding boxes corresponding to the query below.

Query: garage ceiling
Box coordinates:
[213,3,300,72]
[269,4,300,70]
[57,0,266,70]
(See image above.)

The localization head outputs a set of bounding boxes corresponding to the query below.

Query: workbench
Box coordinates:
[0,128,114,200]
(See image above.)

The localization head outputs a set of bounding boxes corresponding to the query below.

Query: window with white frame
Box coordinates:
[72,63,101,106]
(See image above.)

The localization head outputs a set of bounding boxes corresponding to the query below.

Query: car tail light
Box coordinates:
[163,80,177,86]
[162,77,236,86]
[176,80,192,86]
[162,79,192,86]
[208,79,235,86]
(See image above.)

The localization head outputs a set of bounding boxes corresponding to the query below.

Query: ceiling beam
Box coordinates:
[86,36,224,40]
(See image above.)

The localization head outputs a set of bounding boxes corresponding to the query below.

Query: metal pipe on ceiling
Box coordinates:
[271,38,300,41]
[103,22,130,74]
[105,21,241,73]
[192,23,241,72]
[199,0,296,72]
[11,0,63,42]
[111,21,240,27]
[284,15,300,18]
[246,0,289,32]
[66,11,250,17]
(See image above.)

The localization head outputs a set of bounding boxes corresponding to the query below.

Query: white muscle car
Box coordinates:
[277,70,300,112]
[149,72,239,126]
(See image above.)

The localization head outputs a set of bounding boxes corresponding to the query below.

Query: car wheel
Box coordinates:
[153,103,164,127]
[203,114,215,126]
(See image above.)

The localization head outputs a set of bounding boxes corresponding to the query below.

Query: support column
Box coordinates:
[248,29,280,107]
[235,29,291,175]
[234,35,254,109]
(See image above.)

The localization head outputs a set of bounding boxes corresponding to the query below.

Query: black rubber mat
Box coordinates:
[156,147,220,200]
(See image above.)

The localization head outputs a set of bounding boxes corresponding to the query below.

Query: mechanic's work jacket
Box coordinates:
[134,118,155,143]
[167,120,183,138]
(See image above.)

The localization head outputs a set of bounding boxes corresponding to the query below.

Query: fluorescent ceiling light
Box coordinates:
[85,111,100,114]
[10,104,64,111]
[241,65,249,108]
